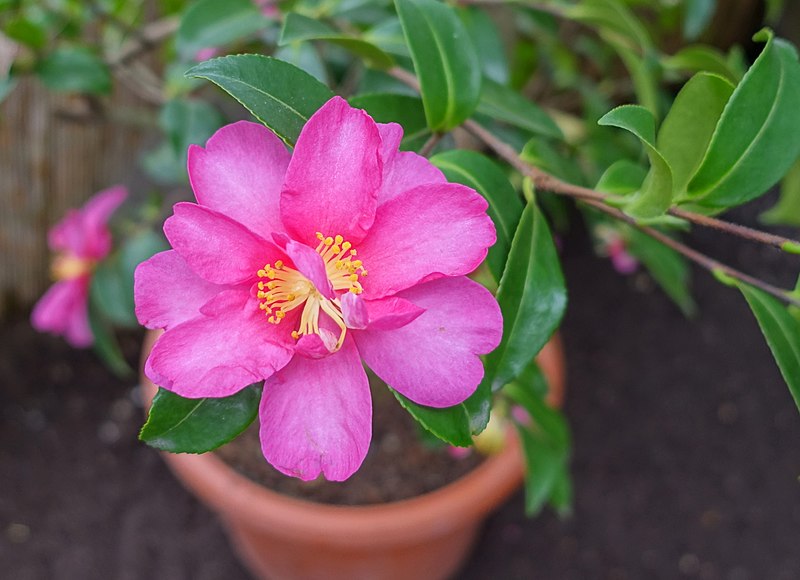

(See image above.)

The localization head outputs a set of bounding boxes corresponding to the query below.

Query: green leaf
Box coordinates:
[663,45,743,84]
[460,6,509,85]
[658,73,734,196]
[349,93,430,150]
[37,47,112,95]
[760,159,800,227]
[186,55,334,146]
[279,12,393,69]
[140,385,262,453]
[564,0,651,52]
[687,30,800,209]
[363,18,410,58]
[476,79,563,140]
[90,257,137,327]
[273,42,328,84]
[176,0,268,58]
[625,228,696,316]
[395,0,481,130]
[87,301,131,378]
[595,159,648,195]
[683,0,716,40]
[506,366,571,516]
[611,40,661,117]
[390,389,473,447]
[598,105,673,218]
[484,202,567,392]
[737,284,800,414]
[431,149,523,281]
[521,138,585,185]
[4,17,46,49]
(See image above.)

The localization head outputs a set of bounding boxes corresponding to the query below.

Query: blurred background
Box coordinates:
[2,0,799,578]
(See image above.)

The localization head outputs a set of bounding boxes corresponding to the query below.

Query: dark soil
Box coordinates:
[215,382,482,505]
[2,198,800,579]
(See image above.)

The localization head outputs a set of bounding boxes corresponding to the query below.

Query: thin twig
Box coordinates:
[581,199,800,308]
[419,133,444,157]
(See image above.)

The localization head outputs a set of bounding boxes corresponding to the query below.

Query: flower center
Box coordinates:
[256,232,368,351]
[51,254,93,281]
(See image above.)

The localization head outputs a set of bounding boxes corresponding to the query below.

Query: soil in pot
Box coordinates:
[215,381,484,506]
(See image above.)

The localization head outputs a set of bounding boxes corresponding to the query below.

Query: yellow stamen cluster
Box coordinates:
[315,232,367,295]
[51,254,94,281]
[255,232,368,353]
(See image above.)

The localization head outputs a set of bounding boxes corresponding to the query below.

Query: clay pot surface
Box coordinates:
[140,331,565,580]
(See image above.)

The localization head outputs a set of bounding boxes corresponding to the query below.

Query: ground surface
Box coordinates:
[1,205,799,580]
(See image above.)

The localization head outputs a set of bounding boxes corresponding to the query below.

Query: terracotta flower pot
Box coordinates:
[140,331,565,580]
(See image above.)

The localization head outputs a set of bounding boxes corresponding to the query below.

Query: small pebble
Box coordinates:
[6,522,30,543]
[679,553,701,575]
[97,420,121,444]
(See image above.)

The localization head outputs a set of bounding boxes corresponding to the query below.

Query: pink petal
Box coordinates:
[144,289,295,397]
[340,292,368,329]
[363,296,425,331]
[163,202,283,286]
[354,277,502,408]
[357,183,496,298]
[259,337,371,481]
[31,278,93,348]
[376,123,445,206]
[281,239,334,299]
[188,121,290,239]
[48,186,127,259]
[295,330,337,359]
[280,97,381,246]
[134,250,223,330]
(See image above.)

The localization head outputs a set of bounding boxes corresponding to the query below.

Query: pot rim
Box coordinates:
[140,331,565,545]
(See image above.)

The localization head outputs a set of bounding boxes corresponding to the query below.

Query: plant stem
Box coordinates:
[419,133,444,157]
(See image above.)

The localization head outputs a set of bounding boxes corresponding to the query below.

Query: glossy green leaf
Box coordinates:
[176,0,268,57]
[349,93,430,150]
[391,389,473,447]
[625,228,696,316]
[484,202,567,392]
[279,12,393,68]
[760,159,800,227]
[460,7,509,85]
[521,138,585,185]
[273,41,328,83]
[395,0,481,130]
[611,40,661,117]
[507,366,571,516]
[363,18,409,58]
[37,47,111,95]
[663,45,743,84]
[595,160,648,195]
[90,257,136,327]
[738,284,800,414]
[658,73,734,196]
[186,55,334,146]
[683,0,716,40]
[687,30,800,209]
[598,105,673,218]
[476,79,563,140]
[431,149,523,281]
[140,385,262,453]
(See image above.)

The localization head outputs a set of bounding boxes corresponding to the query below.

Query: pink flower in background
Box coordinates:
[32,186,127,347]
[595,225,638,275]
[194,47,220,62]
[135,97,502,481]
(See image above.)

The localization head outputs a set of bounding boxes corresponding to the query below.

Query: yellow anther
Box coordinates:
[257,269,266,278]
[275,260,284,269]
[276,310,285,319]
[335,261,344,270]
[334,235,344,245]
[257,291,268,299]
[324,237,333,246]
[342,242,352,251]
[349,273,359,282]
[286,293,296,301]
[360,270,368,277]
[259,302,269,310]
[291,331,300,340]
[350,286,362,294]
[258,282,265,290]
[352,260,362,268]
[350,249,357,256]
[267,269,276,278]
[267,281,277,289]
[316,232,324,240]
[331,245,341,254]
[268,316,276,323]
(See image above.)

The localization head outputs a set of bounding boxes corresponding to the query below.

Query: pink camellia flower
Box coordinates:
[595,225,638,275]
[32,186,128,347]
[135,97,502,481]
